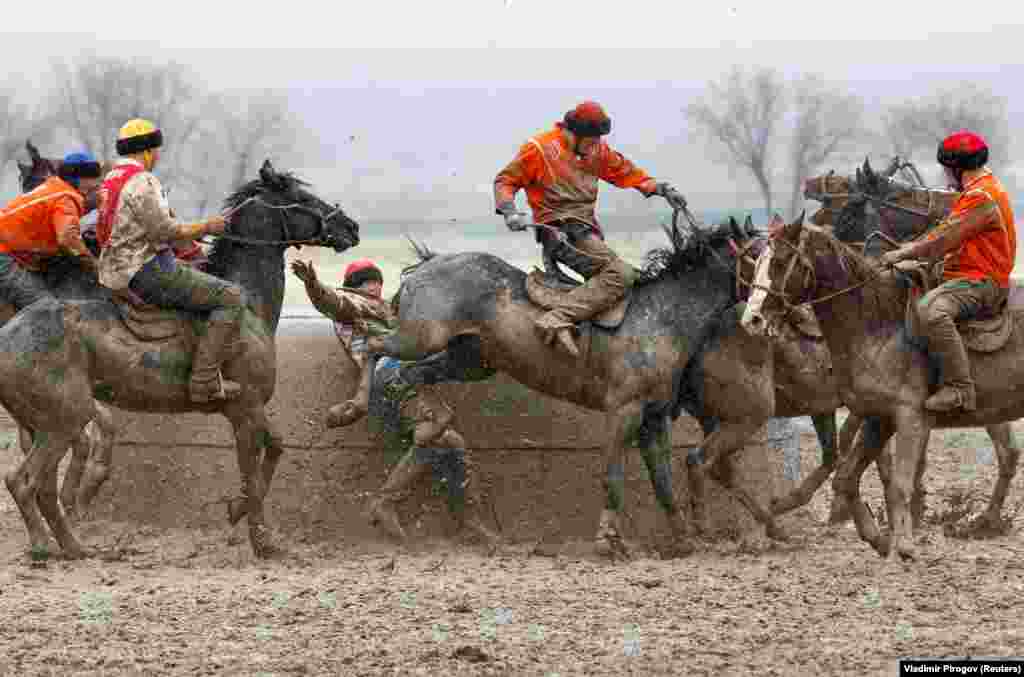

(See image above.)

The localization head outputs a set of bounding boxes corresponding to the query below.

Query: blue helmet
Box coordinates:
[58,150,102,186]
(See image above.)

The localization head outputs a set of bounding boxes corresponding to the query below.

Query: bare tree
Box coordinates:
[218,91,296,191]
[188,91,300,215]
[884,83,1011,175]
[0,85,54,176]
[686,66,787,214]
[788,74,865,218]
[50,55,205,193]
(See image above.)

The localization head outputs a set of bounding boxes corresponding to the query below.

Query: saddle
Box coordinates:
[525,268,632,330]
[111,289,200,349]
[897,261,1015,353]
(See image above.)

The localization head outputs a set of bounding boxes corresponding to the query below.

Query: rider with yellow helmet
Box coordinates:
[97,118,244,402]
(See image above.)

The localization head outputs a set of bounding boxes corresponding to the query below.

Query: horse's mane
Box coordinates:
[635,220,738,286]
[804,224,883,284]
[400,220,740,285]
[206,170,311,272]
[223,171,310,211]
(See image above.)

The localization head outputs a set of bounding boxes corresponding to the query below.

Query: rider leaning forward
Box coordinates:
[0,151,103,309]
[493,101,687,356]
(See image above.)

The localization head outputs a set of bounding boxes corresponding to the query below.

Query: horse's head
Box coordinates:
[223,159,360,253]
[17,141,60,193]
[740,212,826,337]
[16,141,109,212]
[809,157,953,257]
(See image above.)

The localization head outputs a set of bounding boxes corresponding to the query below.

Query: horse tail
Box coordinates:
[401,236,438,277]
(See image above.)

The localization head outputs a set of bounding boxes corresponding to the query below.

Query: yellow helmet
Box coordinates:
[116,118,163,156]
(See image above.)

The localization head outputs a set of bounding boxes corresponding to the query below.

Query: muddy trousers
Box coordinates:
[130,255,246,402]
[535,220,633,337]
[369,430,496,544]
[916,277,1006,412]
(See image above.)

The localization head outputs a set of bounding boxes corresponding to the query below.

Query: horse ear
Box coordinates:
[729,216,744,241]
[744,214,754,232]
[259,159,276,184]
[799,209,806,224]
[783,218,803,240]
[863,156,875,178]
[26,140,41,163]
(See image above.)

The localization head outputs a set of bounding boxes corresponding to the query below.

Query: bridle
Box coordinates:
[203,195,349,248]
[758,227,884,314]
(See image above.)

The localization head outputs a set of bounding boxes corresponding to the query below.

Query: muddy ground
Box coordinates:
[0,333,1022,676]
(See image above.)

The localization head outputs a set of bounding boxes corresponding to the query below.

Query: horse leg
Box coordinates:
[6,429,81,558]
[71,403,117,516]
[883,416,930,562]
[977,423,1021,531]
[594,401,644,560]
[34,437,88,559]
[697,418,789,540]
[637,403,694,557]
[832,416,892,555]
[827,412,864,524]
[226,411,285,527]
[909,437,928,530]
[227,407,280,558]
[58,423,92,520]
[771,412,839,515]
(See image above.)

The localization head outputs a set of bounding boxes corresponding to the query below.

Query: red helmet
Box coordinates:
[563,101,611,138]
[344,258,382,288]
[937,130,989,171]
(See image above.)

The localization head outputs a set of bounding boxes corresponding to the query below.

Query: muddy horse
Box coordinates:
[6,141,116,517]
[1,160,360,558]
[804,158,1020,530]
[742,215,1023,560]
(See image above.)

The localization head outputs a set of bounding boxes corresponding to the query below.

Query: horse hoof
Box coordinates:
[250,526,283,559]
[594,536,630,561]
[666,538,696,558]
[61,543,91,560]
[875,532,892,558]
[896,544,917,562]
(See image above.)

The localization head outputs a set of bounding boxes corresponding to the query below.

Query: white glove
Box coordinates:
[656,183,687,210]
[504,211,528,232]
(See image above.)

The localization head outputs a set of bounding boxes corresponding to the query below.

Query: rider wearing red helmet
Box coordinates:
[494,101,687,357]
[881,130,1017,412]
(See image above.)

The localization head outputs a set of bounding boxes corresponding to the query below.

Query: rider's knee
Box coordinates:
[918,295,957,327]
[602,258,634,290]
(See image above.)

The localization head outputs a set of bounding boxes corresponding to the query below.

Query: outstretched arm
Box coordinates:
[885,191,1001,264]
[291,260,357,321]
[597,147,657,195]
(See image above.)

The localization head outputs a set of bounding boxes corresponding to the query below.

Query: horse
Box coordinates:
[806,158,1020,531]
[0,159,360,559]
[741,214,1024,561]
[7,141,116,517]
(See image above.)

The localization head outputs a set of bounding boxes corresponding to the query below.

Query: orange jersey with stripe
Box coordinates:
[494,125,657,228]
[0,176,86,268]
[935,171,1016,287]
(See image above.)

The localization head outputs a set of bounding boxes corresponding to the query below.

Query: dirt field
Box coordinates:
[1,332,1022,676]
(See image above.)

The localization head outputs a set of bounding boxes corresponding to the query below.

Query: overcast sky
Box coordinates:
[3,1,1024,224]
